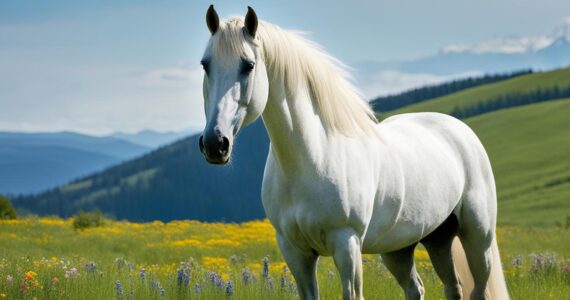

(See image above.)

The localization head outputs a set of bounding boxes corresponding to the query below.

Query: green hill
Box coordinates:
[382,67,570,118]
[465,99,570,226]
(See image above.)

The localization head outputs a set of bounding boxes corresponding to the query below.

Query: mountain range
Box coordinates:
[0,129,196,195]
[355,27,570,97]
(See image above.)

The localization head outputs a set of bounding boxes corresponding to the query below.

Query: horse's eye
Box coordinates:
[201,60,210,74]
[241,60,255,75]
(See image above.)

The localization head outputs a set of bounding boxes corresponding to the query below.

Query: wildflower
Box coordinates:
[52,277,59,284]
[85,261,96,273]
[25,271,37,281]
[511,255,522,268]
[280,274,286,289]
[562,264,569,273]
[216,276,224,289]
[115,280,124,298]
[114,257,126,270]
[177,267,190,287]
[226,280,234,296]
[65,267,79,278]
[327,269,335,278]
[262,256,270,279]
[140,268,146,281]
[151,277,165,297]
[6,275,13,284]
[0,293,5,298]
[209,272,217,285]
[241,269,251,285]
[24,271,39,287]
[194,283,201,293]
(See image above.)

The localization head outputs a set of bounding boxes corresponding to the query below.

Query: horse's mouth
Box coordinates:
[205,156,230,165]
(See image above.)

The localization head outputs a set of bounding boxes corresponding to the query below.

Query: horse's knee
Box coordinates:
[327,229,364,300]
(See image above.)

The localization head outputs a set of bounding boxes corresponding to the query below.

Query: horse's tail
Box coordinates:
[451,237,509,299]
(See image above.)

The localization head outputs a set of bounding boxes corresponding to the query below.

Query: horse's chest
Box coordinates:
[262,166,369,254]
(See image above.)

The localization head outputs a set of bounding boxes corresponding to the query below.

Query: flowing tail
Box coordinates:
[451,237,509,299]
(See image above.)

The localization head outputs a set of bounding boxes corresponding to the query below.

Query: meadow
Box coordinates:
[0,218,569,299]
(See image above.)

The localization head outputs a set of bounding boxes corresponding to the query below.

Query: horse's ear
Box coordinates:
[244,6,258,38]
[206,5,219,35]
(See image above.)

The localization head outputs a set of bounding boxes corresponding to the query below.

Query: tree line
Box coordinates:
[370,70,533,112]
[451,85,570,119]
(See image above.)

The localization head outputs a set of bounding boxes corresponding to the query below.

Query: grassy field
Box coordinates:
[0,218,569,299]
[466,99,570,226]
[381,67,570,118]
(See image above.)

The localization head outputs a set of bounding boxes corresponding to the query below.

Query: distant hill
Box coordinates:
[110,129,199,148]
[382,67,570,119]
[13,122,269,222]
[370,70,532,112]
[12,68,570,226]
[0,132,149,195]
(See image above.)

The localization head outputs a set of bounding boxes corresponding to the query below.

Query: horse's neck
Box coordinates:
[261,77,326,175]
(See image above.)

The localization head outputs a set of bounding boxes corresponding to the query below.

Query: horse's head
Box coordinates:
[199,5,269,165]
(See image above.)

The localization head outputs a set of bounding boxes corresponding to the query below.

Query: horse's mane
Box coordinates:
[214,17,378,136]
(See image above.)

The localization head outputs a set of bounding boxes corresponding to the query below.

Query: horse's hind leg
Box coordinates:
[458,223,493,300]
[276,233,319,300]
[421,214,462,300]
[381,244,425,300]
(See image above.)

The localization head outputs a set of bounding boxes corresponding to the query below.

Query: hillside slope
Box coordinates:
[0,132,149,194]
[382,67,570,118]
[465,99,570,226]
[13,122,269,222]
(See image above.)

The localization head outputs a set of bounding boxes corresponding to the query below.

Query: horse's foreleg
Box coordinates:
[328,229,364,300]
[381,244,425,300]
[276,233,319,300]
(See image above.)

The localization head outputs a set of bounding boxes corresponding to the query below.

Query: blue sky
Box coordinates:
[1,0,569,135]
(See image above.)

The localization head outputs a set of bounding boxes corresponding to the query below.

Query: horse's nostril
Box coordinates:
[199,136,205,153]
[220,136,230,155]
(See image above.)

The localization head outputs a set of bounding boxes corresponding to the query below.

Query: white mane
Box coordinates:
[214,17,378,136]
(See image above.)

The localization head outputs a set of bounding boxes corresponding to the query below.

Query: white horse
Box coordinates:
[198,6,509,300]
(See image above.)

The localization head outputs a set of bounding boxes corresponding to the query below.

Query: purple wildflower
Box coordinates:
[262,256,270,279]
[115,280,124,298]
[512,255,522,268]
[85,261,96,273]
[177,267,190,287]
[194,283,201,293]
[140,268,146,281]
[242,269,251,285]
[226,280,234,296]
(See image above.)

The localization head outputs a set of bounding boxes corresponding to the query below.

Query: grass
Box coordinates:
[0,218,569,299]
[465,99,570,226]
[380,67,570,118]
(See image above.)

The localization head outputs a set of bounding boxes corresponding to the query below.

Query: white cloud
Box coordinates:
[441,16,570,54]
[441,36,554,54]
[0,60,207,135]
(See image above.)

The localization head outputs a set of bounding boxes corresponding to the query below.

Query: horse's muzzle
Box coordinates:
[199,134,230,165]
